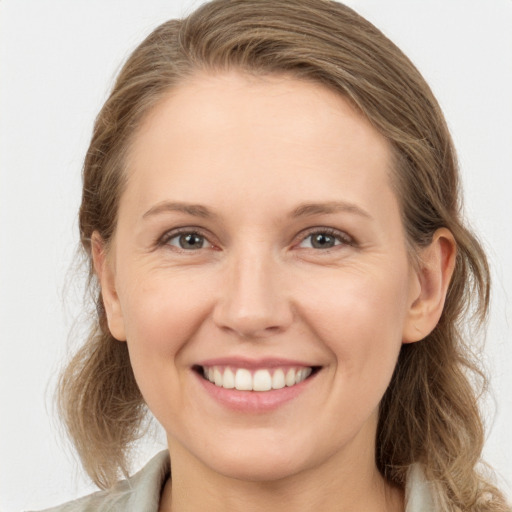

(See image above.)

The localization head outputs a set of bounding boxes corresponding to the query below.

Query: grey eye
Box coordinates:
[168,233,208,250]
[300,232,341,249]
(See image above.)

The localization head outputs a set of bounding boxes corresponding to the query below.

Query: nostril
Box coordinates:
[218,322,283,339]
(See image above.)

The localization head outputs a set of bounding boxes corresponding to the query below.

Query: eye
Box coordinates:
[164,231,212,250]
[298,229,352,249]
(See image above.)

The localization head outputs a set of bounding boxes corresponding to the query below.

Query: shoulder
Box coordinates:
[29,450,170,512]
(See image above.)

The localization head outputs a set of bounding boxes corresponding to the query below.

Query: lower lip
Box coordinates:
[194,371,317,413]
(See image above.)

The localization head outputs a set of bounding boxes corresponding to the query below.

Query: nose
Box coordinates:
[212,248,294,339]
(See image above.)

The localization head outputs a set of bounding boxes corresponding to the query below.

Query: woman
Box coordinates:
[34,0,509,510]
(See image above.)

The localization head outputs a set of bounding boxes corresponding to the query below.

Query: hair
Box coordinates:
[58,0,509,509]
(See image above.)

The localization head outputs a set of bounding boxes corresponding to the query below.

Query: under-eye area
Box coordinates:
[193,365,322,392]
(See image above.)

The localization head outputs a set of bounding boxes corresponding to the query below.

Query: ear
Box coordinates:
[91,232,127,341]
[402,228,456,343]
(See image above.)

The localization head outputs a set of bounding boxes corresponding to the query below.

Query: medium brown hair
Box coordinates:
[58,1,509,509]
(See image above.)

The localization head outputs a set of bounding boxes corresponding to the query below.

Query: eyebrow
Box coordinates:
[142,201,217,220]
[290,201,372,220]
[142,200,372,221]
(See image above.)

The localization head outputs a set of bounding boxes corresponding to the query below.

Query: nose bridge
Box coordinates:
[213,242,292,338]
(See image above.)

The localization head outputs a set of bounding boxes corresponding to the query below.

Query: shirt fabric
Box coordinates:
[34,450,436,511]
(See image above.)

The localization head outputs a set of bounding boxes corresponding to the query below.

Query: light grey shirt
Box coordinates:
[34,451,436,511]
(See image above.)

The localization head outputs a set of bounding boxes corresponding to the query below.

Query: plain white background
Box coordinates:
[1,1,511,510]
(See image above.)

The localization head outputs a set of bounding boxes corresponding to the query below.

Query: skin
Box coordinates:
[93,72,455,512]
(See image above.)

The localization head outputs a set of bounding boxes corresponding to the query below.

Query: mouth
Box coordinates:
[193,364,321,392]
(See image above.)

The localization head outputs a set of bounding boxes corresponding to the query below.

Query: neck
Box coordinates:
[159,439,404,512]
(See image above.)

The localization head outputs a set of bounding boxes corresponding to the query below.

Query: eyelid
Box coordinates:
[295,227,355,248]
[155,225,355,251]
[157,226,215,250]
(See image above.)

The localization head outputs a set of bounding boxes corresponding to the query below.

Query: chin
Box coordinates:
[210,453,305,483]
[189,434,324,483]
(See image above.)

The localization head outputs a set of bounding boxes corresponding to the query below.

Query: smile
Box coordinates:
[201,366,313,392]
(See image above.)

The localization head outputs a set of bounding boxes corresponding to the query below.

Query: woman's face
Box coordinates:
[99,72,423,481]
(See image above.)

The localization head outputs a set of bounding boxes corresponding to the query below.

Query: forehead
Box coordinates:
[122,71,396,222]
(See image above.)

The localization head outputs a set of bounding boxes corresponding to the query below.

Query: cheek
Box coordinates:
[120,269,210,351]
[299,267,408,385]
[116,271,212,402]
[116,270,218,426]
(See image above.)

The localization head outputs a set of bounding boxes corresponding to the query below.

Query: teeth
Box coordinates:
[272,369,285,389]
[285,368,296,387]
[203,366,313,392]
[296,368,312,384]
[235,368,252,391]
[222,367,235,389]
[214,368,223,387]
[253,369,272,391]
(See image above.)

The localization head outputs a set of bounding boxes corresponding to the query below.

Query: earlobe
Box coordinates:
[91,232,127,342]
[402,228,456,344]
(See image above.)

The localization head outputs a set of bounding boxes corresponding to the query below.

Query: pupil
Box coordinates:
[180,233,203,249]
[312,233,334,248]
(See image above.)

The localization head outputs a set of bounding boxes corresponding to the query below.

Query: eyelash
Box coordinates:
[297,227,354,250]
[157,226,355,253]
[158,227,213,251]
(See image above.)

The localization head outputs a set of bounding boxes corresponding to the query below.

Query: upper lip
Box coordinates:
[195,357,318,369]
